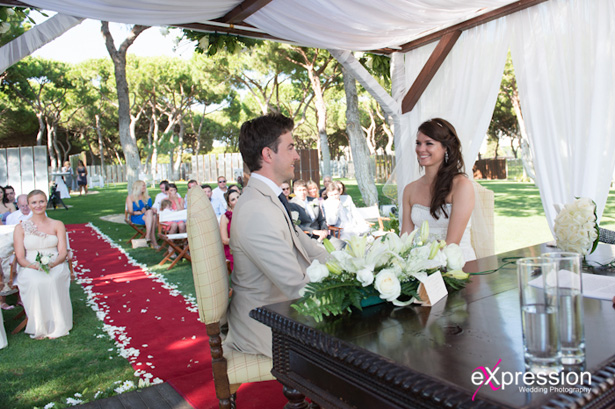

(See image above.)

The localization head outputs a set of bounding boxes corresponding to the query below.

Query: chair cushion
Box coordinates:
[186,187,229,325]
[225,349,274,384]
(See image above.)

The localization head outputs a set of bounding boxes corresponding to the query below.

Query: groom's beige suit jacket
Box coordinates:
[225,176,328,357]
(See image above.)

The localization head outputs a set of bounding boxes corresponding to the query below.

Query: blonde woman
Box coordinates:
[126,180,157,248]
[12,190,72,339]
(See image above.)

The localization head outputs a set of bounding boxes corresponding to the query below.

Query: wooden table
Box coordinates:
[250,243,615,409]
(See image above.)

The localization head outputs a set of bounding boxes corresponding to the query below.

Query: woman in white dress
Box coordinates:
[13,189,72,339]
[401,118,476,262]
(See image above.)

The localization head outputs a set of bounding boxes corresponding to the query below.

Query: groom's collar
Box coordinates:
[250,172,282,197]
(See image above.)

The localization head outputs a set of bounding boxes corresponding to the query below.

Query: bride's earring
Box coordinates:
[445,151,449,163]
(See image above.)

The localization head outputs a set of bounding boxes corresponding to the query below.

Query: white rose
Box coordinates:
[356,267,374,287]
[374,269,401,301]
[0,22,10,34]
[443,244,465,270]
[306,260,329,283]
[40,255,51,265]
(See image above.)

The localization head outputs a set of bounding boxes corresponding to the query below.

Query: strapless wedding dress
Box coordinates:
[411,204,476,262]
[16,220,72,339]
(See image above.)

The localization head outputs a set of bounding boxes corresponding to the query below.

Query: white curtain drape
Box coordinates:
[0,14,84,73]
[395,18,509,207]
[21,0,242,25]
[247,0,512,50]
[508,0,615,230]
[20,0,515,50]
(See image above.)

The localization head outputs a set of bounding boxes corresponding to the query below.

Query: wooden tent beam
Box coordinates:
[401,30,461,114]
[399,0,549,53]
[218,0,273,24]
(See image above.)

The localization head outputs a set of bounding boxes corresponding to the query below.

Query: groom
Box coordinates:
[225,113,328,358]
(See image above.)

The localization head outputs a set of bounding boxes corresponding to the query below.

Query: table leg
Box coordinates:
[282,385,309,409]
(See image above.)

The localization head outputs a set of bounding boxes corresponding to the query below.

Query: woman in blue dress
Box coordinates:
[125,180,158,248]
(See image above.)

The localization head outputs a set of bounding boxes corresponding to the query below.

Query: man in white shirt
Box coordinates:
[211,176,228,217]
[153,181,169,211]
[6,195,32,225]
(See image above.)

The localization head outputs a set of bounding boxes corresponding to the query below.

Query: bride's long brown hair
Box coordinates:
[417,118,466,220]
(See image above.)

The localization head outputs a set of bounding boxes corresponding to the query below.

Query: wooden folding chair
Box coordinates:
[186,187,308,409]
[356,204,390,231]
[124,210,146,243]
[157,210,190,270]
[328,225,343,238]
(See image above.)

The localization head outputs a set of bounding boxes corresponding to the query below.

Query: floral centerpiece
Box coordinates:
[292,221,470,322]
[553,197,599,255]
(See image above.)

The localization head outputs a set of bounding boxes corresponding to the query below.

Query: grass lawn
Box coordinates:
[2,179,614,408]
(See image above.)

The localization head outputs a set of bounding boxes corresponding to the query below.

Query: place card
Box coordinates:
[417,271,448,306]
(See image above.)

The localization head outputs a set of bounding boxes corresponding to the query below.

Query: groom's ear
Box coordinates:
[261,147,273,164]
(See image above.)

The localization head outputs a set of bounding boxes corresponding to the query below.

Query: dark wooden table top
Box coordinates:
[252,242,615,408]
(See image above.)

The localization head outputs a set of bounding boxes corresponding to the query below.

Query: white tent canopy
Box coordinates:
[3,0,615,234]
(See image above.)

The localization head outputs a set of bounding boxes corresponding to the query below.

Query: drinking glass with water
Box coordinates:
[542,252,585,365]
[517,257,562,374]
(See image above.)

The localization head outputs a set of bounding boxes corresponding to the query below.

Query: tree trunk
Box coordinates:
[306,65,331,178]
[46,121,58,169]
[173,116,185,180]
[95,114,105,182]
[101,21,148,190]
[36,113,45,146]
[342,66,378,206]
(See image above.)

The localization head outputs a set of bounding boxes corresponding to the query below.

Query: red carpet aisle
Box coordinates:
[67,223,287,409]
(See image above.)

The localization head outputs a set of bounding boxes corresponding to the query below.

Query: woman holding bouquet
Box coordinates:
[11,190,72,339]
[401,118,476,261]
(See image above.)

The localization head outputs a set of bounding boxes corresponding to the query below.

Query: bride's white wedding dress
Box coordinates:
[411,204,476,262]
[16,220,72,339]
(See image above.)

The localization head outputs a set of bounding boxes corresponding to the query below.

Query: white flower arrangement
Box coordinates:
[553,197,599,255]
[293,221,470,321]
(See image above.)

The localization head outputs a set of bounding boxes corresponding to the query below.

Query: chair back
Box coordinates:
[470,182,495,258]
[186,187,229,325]
[356,205,380,222]
[159,209,187,223]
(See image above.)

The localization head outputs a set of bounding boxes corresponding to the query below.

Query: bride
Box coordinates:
[12,189,72,339]
[401,118,476,262]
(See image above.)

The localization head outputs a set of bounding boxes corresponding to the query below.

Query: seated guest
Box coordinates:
[281,181,292,200]
[0,187,16,224]
[4,185,16,208]
[185,180,199,208]
[6,195,32,225]
[202,184,213,201]
[322,182,370,240]
[319,175,332,199]
[211,176,229,218]
[187,179,199,190]
[166,183,186,233]
[126,180,157,248]
[153,180,170,211]
[220,189,240,272]
[13,190,72,339]
[158,199,182,233]
[307,180,320,199]
[225,113,328,358]
[289,179,328,242]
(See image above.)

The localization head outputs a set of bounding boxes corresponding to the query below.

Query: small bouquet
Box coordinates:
[35,252,52,274]
[553,197,599,255]
[292,221,470,322]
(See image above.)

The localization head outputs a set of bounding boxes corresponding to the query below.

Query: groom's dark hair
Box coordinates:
[239,113,294,172]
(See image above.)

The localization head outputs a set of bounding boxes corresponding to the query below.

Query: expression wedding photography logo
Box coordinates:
[470,359,591,401]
